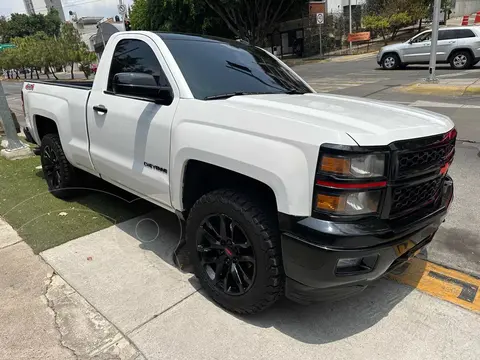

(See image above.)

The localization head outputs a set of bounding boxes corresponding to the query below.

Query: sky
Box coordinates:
[0,0,134,19]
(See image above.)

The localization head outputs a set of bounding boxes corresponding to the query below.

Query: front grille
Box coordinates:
[391,178,443,216]
[398,143,454,175]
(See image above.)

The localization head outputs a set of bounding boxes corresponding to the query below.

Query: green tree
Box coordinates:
[59,23,85,79]
[0,9,61,42]
[363,12,412,44]
[130,0,149,30]
[131,0,232,37]
[44,9,62,38]
[204,0,300,45]
[363,15,390,44]
[79,50,97,79]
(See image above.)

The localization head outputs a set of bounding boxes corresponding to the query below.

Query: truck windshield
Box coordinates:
[162,37,313,100]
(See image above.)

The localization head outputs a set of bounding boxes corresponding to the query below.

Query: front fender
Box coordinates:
[170,122,313,216]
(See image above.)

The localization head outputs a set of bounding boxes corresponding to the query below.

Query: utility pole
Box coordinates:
[428,0,441,82]
[349,0,353,54]
[0,81,31,159]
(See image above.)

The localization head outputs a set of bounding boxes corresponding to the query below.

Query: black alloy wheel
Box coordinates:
[40,133,77,199]
[42,145,62,189]
[196,214,255,296]
[186,189,284,314]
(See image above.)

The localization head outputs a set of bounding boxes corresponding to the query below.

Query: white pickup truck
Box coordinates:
[22,31,456,314]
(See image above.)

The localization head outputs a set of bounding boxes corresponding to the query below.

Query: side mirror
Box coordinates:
[408,39,413,44]
[112,72,173,105]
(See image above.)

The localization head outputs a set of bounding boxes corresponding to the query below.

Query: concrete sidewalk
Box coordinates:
[38,210,480,360]
[398,78,480,96]
[0,219,142,360]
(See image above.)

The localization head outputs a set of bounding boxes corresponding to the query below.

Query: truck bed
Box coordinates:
[27,79,93,89]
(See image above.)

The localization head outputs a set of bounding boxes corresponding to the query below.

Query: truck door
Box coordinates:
[86,35,178,208]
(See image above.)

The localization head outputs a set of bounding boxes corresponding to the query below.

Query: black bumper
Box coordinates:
[281,176,454,304]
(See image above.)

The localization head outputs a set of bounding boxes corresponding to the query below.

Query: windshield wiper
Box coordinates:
[284,89,307,95]
[204,92,261,100]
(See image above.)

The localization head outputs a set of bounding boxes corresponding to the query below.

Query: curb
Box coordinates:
[285,52,377,67]
[397,83,480,96]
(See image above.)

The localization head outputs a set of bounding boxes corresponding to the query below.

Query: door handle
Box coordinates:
[93,105,108,114]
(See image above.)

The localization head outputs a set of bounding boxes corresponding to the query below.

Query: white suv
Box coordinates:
[377,26,480,70]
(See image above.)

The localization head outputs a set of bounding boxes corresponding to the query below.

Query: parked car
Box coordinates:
[22,31,455,314]
[378,26,480,70]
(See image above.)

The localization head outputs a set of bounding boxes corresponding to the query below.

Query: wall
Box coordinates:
[453,0,480,16]
[27,0,66,21]
[326,0,366,14]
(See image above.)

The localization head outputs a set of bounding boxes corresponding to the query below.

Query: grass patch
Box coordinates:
[0,155,155,253]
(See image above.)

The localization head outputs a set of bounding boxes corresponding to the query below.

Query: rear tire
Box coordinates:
[450,51,472,70]
[186,189,284,314]
[381,53,400,70]
[40,134,77,199]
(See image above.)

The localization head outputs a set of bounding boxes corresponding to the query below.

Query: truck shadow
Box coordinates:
[34,170,157,225]
[232,270,424,344]
[111,205,428,345]
[34,170,429,343]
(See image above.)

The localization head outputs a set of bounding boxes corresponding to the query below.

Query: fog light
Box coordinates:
[336,255,378,275]
[337,258,363,268]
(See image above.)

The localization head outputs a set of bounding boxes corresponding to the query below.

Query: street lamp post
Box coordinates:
[0,81,23,150]
[0,80,32,160]
[428,0,441,82]
[349,0,352,53]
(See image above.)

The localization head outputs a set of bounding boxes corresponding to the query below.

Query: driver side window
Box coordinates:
[413,32,432,43]
[107,39,170,93]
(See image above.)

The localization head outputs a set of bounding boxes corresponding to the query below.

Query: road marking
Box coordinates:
[388,257,480,313]
[309,77,389,93]
[409,100,480,109]
[378,100,480,109]
[437,69,480,78]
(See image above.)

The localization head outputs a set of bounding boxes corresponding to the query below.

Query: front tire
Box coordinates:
[40,134,77,199]
[186,189,284,314]
[450,51,472,70]
[381,53,400,70]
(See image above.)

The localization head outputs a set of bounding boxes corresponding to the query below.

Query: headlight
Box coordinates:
[320,154,385,178]
[315,190,382,215]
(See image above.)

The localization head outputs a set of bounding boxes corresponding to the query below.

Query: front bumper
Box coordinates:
[281,176,453,304]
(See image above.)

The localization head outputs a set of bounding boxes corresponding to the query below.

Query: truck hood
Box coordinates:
[225,93,454,146]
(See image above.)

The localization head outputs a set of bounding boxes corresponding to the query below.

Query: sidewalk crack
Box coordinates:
[43,272,79,360]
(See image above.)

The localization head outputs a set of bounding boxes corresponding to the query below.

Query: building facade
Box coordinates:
[23,0,66,21]
[325,0,366,14]
[452,0,480,16]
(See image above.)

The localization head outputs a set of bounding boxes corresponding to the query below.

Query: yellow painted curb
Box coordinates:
[464,86,480,94]
[389,257,480,313]
[397,83,480,96]
[397,84,468,96]
[330,52,377,63]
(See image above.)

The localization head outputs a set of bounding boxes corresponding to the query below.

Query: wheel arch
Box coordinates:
[381,52,401,61]
[447,48,474,63]
[180,160,279,218]
[171,144,312,217]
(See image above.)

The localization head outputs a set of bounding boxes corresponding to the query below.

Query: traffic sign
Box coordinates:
[316,13,324,25]
[118,4,127,15]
